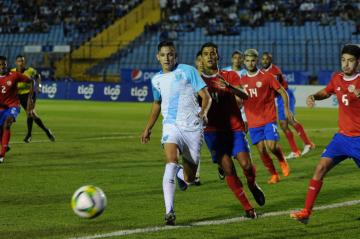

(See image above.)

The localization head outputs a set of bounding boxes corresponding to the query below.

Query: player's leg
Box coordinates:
[249,125,279,183]
[19,93,33,143]
[0,115,15,161]
[220,154,256,218]
[232,131,265,206]
[194,160,201,185]
[277,95,301,159]
[264,122,290,177]
[31,94,55,142]
[162,143,179,225]
[288,118,315,156]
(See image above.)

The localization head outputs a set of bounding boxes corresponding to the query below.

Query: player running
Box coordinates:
[240,49,292,184]
[0,56,32,163]
[200,42,265,218]
[261,52,314,159]
[141,41,211,225]
[290,44,360,224]
[12,55,55,143]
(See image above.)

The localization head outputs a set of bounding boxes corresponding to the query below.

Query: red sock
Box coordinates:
[273,145,286,163]
[293,123,312,145]
[304,179,323,212]
[243,164,256,186]
[284,130,300,153]
[260,153,277,175]
[1,129,10,156]
[226,175,253,210]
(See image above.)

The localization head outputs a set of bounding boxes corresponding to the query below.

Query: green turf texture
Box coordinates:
[0,100,358,239]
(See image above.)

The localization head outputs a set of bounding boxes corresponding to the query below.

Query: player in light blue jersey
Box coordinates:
[140,41,211,226]
[223,50,247,77]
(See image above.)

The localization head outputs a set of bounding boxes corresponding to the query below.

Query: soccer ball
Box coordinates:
[71,185,107,219]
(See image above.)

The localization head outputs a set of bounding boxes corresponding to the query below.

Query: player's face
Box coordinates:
[231,53,243,69]
[16,57,25,70]
[262,55,271,69]
[341,53,359,76]
[195,55,203,72]
[0,60,7,75]
[244,55,258,72]
[157,46,177,73]
[202,47,218,70]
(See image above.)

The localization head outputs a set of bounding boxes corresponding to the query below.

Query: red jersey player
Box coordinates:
[240,49,292,184]
[291,44,360,224]
[261,52,314,159]
[200,42,265,218]
[0,56,31,163]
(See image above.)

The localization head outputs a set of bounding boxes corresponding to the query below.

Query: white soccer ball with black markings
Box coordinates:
[71,185,107,219]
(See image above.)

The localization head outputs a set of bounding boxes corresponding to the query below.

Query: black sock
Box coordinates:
[34,118,48,132]
[27,117,33,136]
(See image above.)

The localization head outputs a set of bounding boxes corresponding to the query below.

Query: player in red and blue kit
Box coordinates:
[200,42,265,218]
[240,49,292,184]
[0,56,31,163]
[262,52,314,159]
[291,44,360,224]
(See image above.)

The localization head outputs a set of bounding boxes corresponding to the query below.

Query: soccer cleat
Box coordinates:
[23,135,32,143]
[6,146,10,152]
[245,208,257,219]
[194,177,201,186]
[279,160,290,177]
[267,174,280,184]
[218,166,225,180]
[248,182,265,206]
[290,209,310,224]
[285,151,301,160]
[0,156,3,163]
[176,166,188,191]
[165,211,176,226]
[46,129,55,142]
[302,143,316,156]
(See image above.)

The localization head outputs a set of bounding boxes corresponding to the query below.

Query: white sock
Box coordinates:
[196,161,200,178]
[163,163,177,214]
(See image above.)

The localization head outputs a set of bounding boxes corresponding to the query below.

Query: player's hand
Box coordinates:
[199,111,208,125]
[216,74,229,89]
[140,128,151,144]
[306,95,315,108]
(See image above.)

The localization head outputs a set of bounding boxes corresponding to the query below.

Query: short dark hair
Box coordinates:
[231,50,243,57]
[157,41,175,52]
[0,56,7,61]
[200,42,219,56]
[196,50,202,58]
[341,44,360,59]
[16,54,25,59]
[262,51,272,58]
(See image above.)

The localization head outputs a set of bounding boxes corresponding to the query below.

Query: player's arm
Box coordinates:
[276,86,294,121]
[141,101,161,144]
[217,74,248,99]
[197,87,212,125]
[307,88,330,108]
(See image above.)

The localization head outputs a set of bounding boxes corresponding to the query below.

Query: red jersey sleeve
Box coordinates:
[225,71,241,87]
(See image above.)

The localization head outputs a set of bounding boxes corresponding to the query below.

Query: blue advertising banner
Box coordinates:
[283,71,310,85]
[120,68,159,84]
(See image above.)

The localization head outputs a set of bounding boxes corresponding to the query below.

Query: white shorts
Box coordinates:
[161,124,203,165]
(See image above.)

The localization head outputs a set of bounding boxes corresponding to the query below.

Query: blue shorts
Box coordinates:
[204,131,250,164]
[322,133,360,168]
[248,122,280,145]
[0,107,20,125]
[277,88,296,121]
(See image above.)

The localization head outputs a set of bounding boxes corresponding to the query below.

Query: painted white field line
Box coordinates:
[9,135,137,144]
[69,199,360,239]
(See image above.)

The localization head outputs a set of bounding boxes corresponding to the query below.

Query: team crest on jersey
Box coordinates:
[348,84,355,93]
[6,80,11,86]
[336,87,341,91]
[256,81,262,88]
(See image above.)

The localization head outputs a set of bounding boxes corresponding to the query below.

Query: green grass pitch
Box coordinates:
[0,100,358,239]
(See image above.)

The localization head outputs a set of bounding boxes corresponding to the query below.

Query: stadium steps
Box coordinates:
[55,0,160,82]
